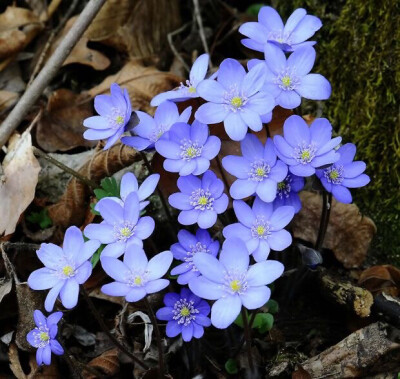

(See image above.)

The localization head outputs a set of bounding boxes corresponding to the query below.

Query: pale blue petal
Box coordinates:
[240,286,270,309]
[268,229,292,250]
[297,74,331,100]
[211,295,242,329]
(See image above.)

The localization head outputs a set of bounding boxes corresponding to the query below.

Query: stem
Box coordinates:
[33,147,98,189]
[144,297,165,378]
[80,287,149,370]
[315,191,332,251]
[240,308,254,371]
[57,338,83,379]
[0,0,107,148]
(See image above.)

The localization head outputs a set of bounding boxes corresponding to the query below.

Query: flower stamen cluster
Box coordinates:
[172,298,199,326]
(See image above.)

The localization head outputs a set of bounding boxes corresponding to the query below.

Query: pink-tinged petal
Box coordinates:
[240,286,270,309]
[284,115,310,146]
[220,238,249,272]
[211,295,242,329]
[233,200,255,227]
[268,229,292,250]
[189,276,224,300]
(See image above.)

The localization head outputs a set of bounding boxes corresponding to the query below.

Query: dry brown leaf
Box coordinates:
[36,89,96,152]
[292,191,377,268]
[85,0,181,58]
[46,16,110,70]
[0,131,41,236]
[0,89,18,114]
[84,348,120,379]
[48,143,140,230]
[87,60,183,113]
[358,265,400,296]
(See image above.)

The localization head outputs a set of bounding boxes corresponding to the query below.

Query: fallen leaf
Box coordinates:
[84,348,120,379]
[292,365,312,379]
[0,89,18,114]
[0,276,12,304]
[292,191,377,268]
[0,131,41,236]
[358,265,400,296]
[85,0,181,58]
[36,89,96,152]
[46,16,110,70]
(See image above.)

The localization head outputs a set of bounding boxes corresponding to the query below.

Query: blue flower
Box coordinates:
[249,44,331,109]
[239,7,322,53]
[156,288,211,342]
[151,54,211,106]
[316,143,370,203]
[83,83,132,150]
[189,238,284,329]
[195,59,275,141]
[28,227,100,312]
[169,170,229,229]
[122,101,191,151]
[27,310,64,365]
[170,229,220,284]
[273,173,304,213]
[95,172,159,212]
[155,120,221,176]
[100,245,172,302]
[274,115,341,177]
[222,134,288,202]
[223,197,294,262]
[84,192,155,258]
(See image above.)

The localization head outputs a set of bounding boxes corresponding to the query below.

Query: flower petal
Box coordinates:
[211,295,242,329]
[192,252,224,282]
[297,74,331,100]
[233,200,255,227]
[247,260,284,286]
[28,268,60,290]
[284,115,310,147]
[147,251,173,280]
[220,238,249,272]
[222,156,251,179]
[224,113,248,141]
[217,58,246,89]
[59,279,79,309]
[268,229,292,251]
[101,257,130,282]
[240,286,270,309]
[270,206,295,230]
[101,282,130,297]
[287,46,315,76]
[230,179,257,199]
[189,276,224,300]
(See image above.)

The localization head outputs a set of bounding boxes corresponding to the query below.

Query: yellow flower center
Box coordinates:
[186,147,196,157]
[39,332,49,342]
[281,76,291,87]
[301,150,310,160]
[230,96,242,108]
[329,170,339,180]
[134,276,142,285]
[62,265,74,277]
[277,181,286,190]
[230,280,241,292]
[198,196,208,205]
[120,227,132,237]
[188,86,196,93]
[115,115,124,125]
[180,307,190,317]
[256,226,265,236]
[256,167,265,177]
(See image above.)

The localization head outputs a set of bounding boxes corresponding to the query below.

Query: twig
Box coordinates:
[315,192,332,251]
[192,0,212,68]
[144,297,165,378]
[80,287,149,370]
[1,241,40,251]
[33,146,98,189]
[167,23,192,73]
[28,0,80,87]
[240,308,254,371]
[57,337,83,379]
[0,0,107,149]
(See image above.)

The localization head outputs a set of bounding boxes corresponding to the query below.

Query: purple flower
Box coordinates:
[250,44,331,109]
[83,83,132,150]
[223,197,294,262]
[155,121,221,176]
[156,288,211,342]
[316,143,370,203]
[101,246,172,302]
[195,59,275,141]
[28,227,100,312]
[222,134,288,202]
[170,229,220,284]
[122,101,191,151]
[95,172,159,212]
[27,310,64,365]
[189,238,284,328]
[273,173,304,213]
[151,54,210,106]
[169,170,229,229]
[85,192,155,258]
[274,115,341,177]
[239,7,322,53]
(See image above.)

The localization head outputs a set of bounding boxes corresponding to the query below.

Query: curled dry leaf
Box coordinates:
[0,131,41,236]
[36,89,95,152]
[84,348,120,379]
[85,0,181,58]
[48,143,141,229]
[46,16,110,70]
[358,265,400,297]
[292,191,377,268]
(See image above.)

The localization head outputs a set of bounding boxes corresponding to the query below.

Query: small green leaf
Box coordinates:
[93,188,108,199]
[246,3,266,17]
[94,177,120,201]
[225,358,238,374]
[266,299,279,314]
[90,202,100,216]
[234,311,245,328]
[91,245,105,268]
[253,313,274,334]
[26,208,53,229]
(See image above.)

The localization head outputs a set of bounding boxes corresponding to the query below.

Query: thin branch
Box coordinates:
[315,192,332,251]
[167,23,191,73]
[192,0,212,67]
[0,0,107,149]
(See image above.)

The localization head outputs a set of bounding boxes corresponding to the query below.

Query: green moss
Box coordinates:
[275,0,400,263]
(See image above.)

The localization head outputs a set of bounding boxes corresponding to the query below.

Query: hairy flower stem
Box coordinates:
[80,287,149,370]
[241,308,255,371]
[315,191,333,251]
[139,152,177,235]
[144,297,165,378]
[32,147,97,189]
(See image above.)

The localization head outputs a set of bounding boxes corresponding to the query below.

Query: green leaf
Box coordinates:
[234,311,245,328]
[266,299,279,314]
[246,3,266,17]
[253,313,274,334]
[94,177,120,201]
[225,358,238,374]
[90,202,100,216]
[26,208,53,229]
[91,245,105,268]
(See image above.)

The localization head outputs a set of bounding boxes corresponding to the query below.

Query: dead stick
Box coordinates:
[0,0,107,149]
